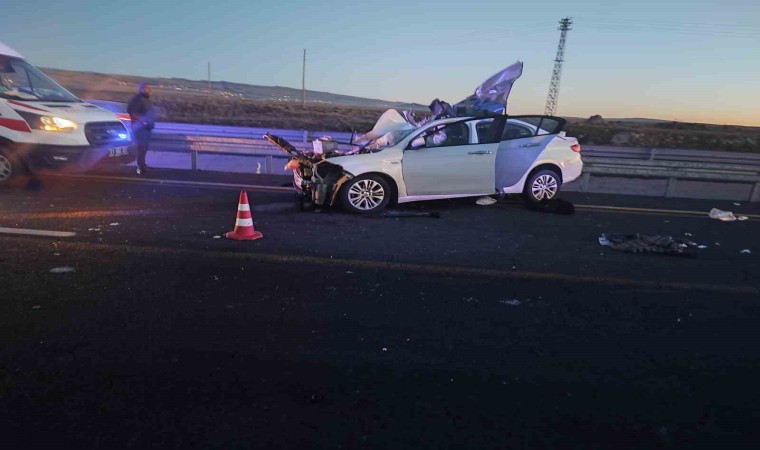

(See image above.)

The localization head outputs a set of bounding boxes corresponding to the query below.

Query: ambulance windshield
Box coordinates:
[0,55,79,102]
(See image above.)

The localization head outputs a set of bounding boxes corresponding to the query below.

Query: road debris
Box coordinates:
[88,228,101,232]
[50,266,75,273]
[109,223,120,226]
[740,249,752,254]
[383,210,440,219]
[599,234,695,256]
[500,299,522,306]
[708,208,748,222]
[32,305,41,310]
[476,196,498,206]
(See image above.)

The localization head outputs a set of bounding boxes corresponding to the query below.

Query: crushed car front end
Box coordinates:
[265,133,355,209]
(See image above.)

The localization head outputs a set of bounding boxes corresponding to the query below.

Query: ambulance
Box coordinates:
[0,41,134,183]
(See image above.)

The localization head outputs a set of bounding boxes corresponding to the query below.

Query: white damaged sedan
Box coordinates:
[265,112,582,214]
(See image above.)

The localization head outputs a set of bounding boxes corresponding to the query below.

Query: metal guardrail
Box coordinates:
[146,123,760,202]
[556,145,760,202]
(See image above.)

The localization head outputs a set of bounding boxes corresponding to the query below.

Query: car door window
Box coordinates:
[474,118,506,144]
[507,116,565,136]
[424,122,470,148]
[502,123,535,140]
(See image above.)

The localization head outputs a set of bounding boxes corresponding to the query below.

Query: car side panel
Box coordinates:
[402,142,498,196]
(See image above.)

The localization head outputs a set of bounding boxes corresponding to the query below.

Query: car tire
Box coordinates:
[0,147,22,183]
[523,169,561,203]
[340,174,391,214]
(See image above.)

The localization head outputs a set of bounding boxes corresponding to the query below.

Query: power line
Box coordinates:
[574,16,759,31]
[580,25,760,39]
[574,17,760,39]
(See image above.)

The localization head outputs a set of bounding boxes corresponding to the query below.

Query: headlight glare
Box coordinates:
[40,116,78,131]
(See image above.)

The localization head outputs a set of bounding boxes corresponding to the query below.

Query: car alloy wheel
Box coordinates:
[0,152,15,181]
[524,169,560,203]
[342,174,392,214]
[348,179,385,210]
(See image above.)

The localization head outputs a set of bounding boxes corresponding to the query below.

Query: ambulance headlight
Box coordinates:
[15,111,78,132]
[40,116,78,132]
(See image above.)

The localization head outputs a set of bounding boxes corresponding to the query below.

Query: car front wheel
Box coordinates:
[0,147,21,183]
[524,169,561,203]
[341,174,391,214]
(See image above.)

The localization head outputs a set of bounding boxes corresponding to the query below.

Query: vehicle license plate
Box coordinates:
[109,147,129,157]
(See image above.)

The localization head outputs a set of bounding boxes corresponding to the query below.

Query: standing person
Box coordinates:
[127,82,156,175]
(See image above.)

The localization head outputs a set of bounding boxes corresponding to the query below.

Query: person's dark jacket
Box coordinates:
[127,94,155,131]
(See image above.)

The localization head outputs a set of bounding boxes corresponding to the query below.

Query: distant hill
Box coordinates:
[41,68,425,110]
[38,68,759,151]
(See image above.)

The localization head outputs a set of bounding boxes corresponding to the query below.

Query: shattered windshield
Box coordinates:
[347,109,419,152]
[368,127,416,149]
[0,55,80,102]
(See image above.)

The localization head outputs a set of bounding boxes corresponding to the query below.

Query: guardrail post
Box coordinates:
[302,130,308,143]
[191,151,198,171]
[665,177,677,198]
[266,156,273,174]
[649,148,657,161]
[579,172,590,193]
[751,182,760,202]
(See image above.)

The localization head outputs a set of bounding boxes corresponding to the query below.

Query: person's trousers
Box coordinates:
[134,129,152,169]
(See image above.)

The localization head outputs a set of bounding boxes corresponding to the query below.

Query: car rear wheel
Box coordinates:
[341,174,391,214]
[0,147,21,183]
[524,169,560,203]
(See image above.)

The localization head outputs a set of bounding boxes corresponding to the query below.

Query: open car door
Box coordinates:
[494,116,566,190]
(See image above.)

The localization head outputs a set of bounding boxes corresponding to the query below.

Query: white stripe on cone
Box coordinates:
[236,218,253,227]
[238,204,251,211]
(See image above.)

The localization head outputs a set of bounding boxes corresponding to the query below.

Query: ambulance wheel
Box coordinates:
[0,147,22,183]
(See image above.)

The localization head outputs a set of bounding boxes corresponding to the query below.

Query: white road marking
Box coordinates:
[56,173,293,192]
[575,204,760,220]
[53,173,760,219]
[0,227,76,237]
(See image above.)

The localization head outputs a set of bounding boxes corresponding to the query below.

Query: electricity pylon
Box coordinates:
[545,17,573,116]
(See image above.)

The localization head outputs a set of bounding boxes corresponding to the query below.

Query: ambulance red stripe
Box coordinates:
[0,117,32,132]
[8,100,49,112]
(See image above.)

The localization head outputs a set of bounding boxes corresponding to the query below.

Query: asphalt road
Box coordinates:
[2,167,760,449]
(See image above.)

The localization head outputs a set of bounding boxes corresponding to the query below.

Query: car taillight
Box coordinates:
[116,113,131,121]
[571,143,581,152]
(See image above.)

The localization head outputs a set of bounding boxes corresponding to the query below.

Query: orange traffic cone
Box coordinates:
[225,190,263,241]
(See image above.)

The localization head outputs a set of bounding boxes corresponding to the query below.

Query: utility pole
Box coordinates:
[302,49,306,108]
[544,17,572,116]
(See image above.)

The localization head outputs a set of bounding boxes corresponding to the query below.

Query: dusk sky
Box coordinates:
[3,0,758,125]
